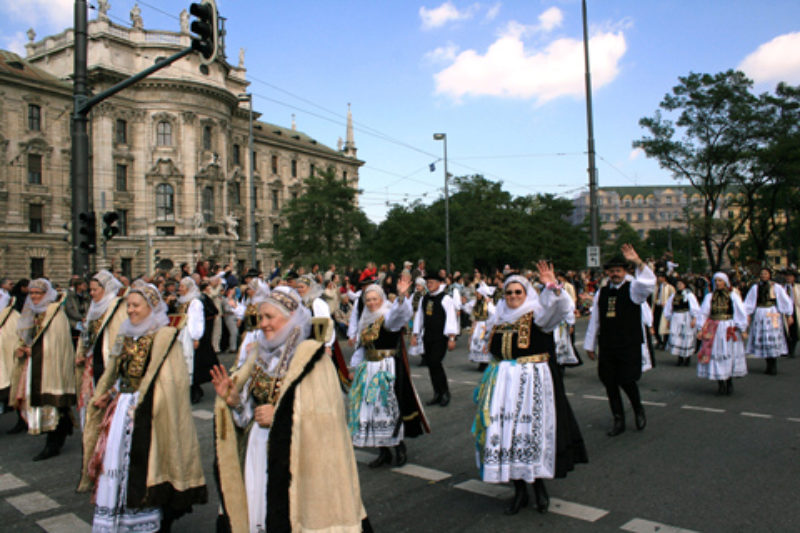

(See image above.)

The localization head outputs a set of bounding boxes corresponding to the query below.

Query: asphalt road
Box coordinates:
[1,318,798,532]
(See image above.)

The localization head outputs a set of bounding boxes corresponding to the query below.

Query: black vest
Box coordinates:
[361,318,403,351]
[672,290,690,312]
[488,312,554,360]
[422,291,446,341]
[757,281,777,307]
[598,281,642,350]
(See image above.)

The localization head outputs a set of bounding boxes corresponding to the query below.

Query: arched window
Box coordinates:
[156,121,172,146]
[156,183,174,219]
[229,181,240,206]
[202,186,214,223]
[202,125,212,150]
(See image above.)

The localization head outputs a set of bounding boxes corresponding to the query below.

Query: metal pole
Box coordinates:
[582,0,599,247]
[247,95,256,270]
[71,0,90,276]
[443,136,451,274]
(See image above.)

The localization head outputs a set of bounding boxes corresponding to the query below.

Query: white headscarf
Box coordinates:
[248,277,271,305]
[487,275,539,329]
[477,282,495,298]
[296,274,323,307]
[17,278,59,345]
[712,272,730,289]
[252,287,311,377]
[178,277,201,304]
[357,284,392,334]
[118,280,170,338]
[86,269,124,322]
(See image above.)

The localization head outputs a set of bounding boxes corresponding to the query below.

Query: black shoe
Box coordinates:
[368,447,392,468]
[191,385,203,404]
[532,479,549,514]
[676,357,683,366]
[504,481,529,515]
[634,407,647,430]
[726,378,733,396]
[33,445,60,462]
[7,416,27,435]
[717,380,726,395]
[439,392,451,407]
[766,359,778,375]
[393,441,407,467]
[425,394,442,406]
[478,363,488,372]
[607,416,625,437]
[684,357,691,367]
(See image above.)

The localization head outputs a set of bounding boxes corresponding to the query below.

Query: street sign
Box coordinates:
[587,245,600,267]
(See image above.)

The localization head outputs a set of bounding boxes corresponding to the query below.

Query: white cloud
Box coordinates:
[738,32,800,85]
[629,147,644,161]
[424,42,460,64]
[433,16,627,104]
[485,2,501,22]
[0,0,72,30]
[419,2,477,30]
[3,32,28,56]
[537,7,563,32]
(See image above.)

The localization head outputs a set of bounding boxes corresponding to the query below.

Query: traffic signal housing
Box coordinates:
[189,1,218,65]
[102,211,120,241]
[78,211,97,254]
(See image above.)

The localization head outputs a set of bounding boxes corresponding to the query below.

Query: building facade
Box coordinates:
[0,12,362,284]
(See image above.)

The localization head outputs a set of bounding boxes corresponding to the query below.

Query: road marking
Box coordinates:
[411,374,422,378]
[741,411,773,419]
[391,463,451,482]
[787,417,800,423]
[621,518,699,533]
[550,497,609,522]
[353,450,376,464]
[5,491,60,514]
[0,473,28,492]
[681,405,725,413]
[583,394,607,401]
[37,513,91,533]
[566,392,574,396]
[641,400,667,407]
[192,409,214,420]
[454,479,512,499]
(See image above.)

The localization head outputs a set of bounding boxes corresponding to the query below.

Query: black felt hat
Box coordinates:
[603,255,629,270]
[423,269,445,282]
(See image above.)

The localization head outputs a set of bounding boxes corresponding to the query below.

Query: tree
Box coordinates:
[271,167,373,266]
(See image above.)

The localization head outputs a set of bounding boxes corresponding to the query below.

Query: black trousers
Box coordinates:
[45,408,72,449]
[653,305,664,345]
[423,337,449,396]
[603,381,642,418]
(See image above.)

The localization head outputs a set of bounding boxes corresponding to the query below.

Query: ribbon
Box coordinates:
[725,326,739,342]
[346,364,396,437]
[697,320,719,364]
[471,361,499,455]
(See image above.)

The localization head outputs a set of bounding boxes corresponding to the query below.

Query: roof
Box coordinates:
[599,185,694,197]
[0,50,70,89]
[254,120,359,162]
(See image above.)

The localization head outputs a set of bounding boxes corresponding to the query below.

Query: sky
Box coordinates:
[3,0,800,222]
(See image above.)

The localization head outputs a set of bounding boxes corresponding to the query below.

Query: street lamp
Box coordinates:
[238,93,256,270]
[433,133,450,274]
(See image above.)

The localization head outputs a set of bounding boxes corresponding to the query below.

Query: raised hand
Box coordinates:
[210,364,237,406]
[396,272,412,296]
[621,243,641,266]
[537,260,556,286]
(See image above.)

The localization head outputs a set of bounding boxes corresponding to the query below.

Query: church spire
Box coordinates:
[344,103,356,158]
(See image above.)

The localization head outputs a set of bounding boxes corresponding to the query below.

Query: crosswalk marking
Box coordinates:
[5,491,60,515]
[392,463,451,482]
[37,513,92,533]
[641,400,667,407]
[453,479,512,499]
[192,409,214,420]
[0,473,28,493]
[621,518,699,533]
[550,497,609,522]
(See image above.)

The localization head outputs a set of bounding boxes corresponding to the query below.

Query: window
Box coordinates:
[233,144,241,166]
[635,197,642,205]
[202,186,214,223]
[636,212,643,221]
[121,258,132,279]
[638,230,645,238]
[271,190,279,210]
[237,260,245,276]
[253,185,259,208]
[230,181,240,206]
[116,164,127,191]
[27,154,42,184]
[252,151,257,170]
[29,204,43,233]
[727,210,734,219]
[309,163,315,177]
[156,226,175,236]
[253,222,259,241]
[625,213,632,222]
[291,159,297,178]
[273,223,280,239]
[271,155,278,174]
[116,119,128,144]
[343,170,348,182]
[665,196,672,205]
[118,209,128,236]
[30,258,44,279]
[291,191,298,200]
[649,212,655,221]
[28,104,41,131]
[202,126,212,150]
[156,121,172,146]
[155,183,174,220]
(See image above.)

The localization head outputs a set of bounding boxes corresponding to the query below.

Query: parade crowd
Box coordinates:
[0,246,797,532]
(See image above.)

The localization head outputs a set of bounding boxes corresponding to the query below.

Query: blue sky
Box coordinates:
[3,1,800,222]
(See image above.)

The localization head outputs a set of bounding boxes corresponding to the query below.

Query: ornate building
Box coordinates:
[0,11,362,284]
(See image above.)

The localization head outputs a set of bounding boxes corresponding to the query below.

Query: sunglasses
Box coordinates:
[505,289,524,296]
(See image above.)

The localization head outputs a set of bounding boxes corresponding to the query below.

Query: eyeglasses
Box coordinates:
[505,289,524,296]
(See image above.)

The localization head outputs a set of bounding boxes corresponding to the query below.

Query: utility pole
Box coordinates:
[434,133,450,274]
[71,0,90,276]
[239,93,257,270]
[582,0,600,250]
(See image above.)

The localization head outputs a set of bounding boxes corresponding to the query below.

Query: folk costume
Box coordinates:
[175,277,204,385]
[696,273,748,394]
[234,279,271,368]
[0,296,20,405]
[78,281,207,532]
[347,285,427,468]
[462,285,496,366]
[193,289,220,402]
[407,278,426,359]
[663,285,700,365]
[472,275,587,515]
[783,270,800,357]
[743,274,793,375]
[412,271,459,407]
[76,270,127,427]
[650,275,675,348]
[584,258,655,436]
[214,287,371,533]
[640,302,656,373]
[13,279,76,460]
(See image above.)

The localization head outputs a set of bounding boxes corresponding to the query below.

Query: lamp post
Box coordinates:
[238,93,256,270]
[433,133,450,274]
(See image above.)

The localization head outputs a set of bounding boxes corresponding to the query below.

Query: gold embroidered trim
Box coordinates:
[365,349,396,362]
[360,315,384,345]
[118,335,154,392]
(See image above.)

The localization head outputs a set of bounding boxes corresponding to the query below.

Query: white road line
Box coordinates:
[681,405,725,413]
[550,498,609,523]
[787,417,800,423]
[641,400,667,407]
[5,491,60,515]
[0,473,28,493]
[621,518,699,533]
[391,463,451,482]
[192,409,214,420]
[37,513,92,533]
[741,411,773,419]
[566,392,574,396]
[454,479,512,499]
[411,374,422,378]
[583,394,607,401]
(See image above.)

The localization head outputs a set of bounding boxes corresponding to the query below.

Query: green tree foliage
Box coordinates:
[271,166,374,266]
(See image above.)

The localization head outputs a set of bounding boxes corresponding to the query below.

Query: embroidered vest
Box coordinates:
[118,335,154,393]
[488,312,553,360]
[598,281,643,349]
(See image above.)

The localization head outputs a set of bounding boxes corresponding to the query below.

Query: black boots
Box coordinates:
[607,415,625,437]
[504,480,529,515]
[634,407,647,430]
[368,447,392,468]
[717,380,726,395]
[439,391,451,407]
[532,478,549,513]
[393,441,407,467]
[191,384,204,404]
[677,357,690,367]
[765,358,777,375]
[425,393,442,406]
[726,378,733,395]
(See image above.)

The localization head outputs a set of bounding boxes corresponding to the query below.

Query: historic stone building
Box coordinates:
[0,11,362,284]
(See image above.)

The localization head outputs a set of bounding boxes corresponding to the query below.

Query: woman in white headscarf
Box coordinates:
[79,280,207,532]
[462,283,496,369]
[233,277,272,368]
[696,272,748,395]
[76,270,127,427]
[663,276,700,367]
[0,283,20,418]
[212,286,370,532]
[472,262,587,515]
[12,278,75,461]
[407,277,427,359]
[176,277,205,401]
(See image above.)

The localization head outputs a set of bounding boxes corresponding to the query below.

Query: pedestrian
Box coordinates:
[462,284,496,370]
[743,267,794,375]
[782,268,800,357]
[650,270,674,349]
[0,284,20,420]
[663,276,700,366]
[175,277,211,403]
[584,244,655,437]
[407,277,427,362]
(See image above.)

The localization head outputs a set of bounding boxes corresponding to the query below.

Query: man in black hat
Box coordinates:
[411,270,459,406]
[783,268,799,357]
[584,244,655,436]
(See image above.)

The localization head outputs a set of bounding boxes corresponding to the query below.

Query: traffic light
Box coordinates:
[189,0,218,65]
[102,211,120,241]
[78,211,97,254]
